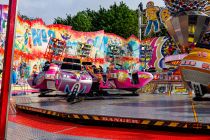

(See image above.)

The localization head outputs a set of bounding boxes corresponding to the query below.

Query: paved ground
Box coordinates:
[16,93,210,124]
[7,113,210,140]
[7,122,103,140]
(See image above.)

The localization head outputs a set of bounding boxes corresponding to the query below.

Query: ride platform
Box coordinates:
[15,92,210,131]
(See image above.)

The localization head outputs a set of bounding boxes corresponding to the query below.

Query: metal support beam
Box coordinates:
[0,0,18,139]
[138,2,143,41]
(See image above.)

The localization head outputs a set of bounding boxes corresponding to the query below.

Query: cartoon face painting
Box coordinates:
[146,1,159,21]
[160,8,171,25]
[205,5,210,15]
[144,1,160,36]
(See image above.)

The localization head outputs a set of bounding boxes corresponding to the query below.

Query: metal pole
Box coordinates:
[144,47,146,69]
[138,2,143,41]
[138,9,142,40]
[0,0,18,139]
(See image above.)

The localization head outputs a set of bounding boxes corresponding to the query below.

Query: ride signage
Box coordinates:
[181,60,210,71]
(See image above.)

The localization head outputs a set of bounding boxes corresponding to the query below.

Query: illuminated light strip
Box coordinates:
[180,60,210,71]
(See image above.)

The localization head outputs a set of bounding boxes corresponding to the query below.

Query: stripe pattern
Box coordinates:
[16,105,210,130]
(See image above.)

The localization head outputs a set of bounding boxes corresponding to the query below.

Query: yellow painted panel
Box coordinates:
[42,110,47,114]
[73,114,80,119]
[183,124,188,128]
[47,111,51,115]
[141,120,150,125]
[93,116,100,120]
[154,121,165,126]
[83,115,89,120]
[52,112,57,116]
[168,122,179,127]
[188,37,194,43]
[207,125,210,129]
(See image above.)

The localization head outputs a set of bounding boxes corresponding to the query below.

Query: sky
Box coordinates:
[1,0,165,24]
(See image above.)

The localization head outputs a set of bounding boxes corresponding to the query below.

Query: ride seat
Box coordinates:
[132,72,139,84]
[102,74,107,85]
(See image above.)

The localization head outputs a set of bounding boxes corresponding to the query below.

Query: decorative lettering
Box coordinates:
[101,117,140,124]
[32,28,42,46]
[41,29,48,42]
[202,63,209,69]
[48,30,56,38]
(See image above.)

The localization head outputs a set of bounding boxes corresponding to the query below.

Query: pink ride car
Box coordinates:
[100,69,153,94]
[28,62,59,95]
[55,61,93,102]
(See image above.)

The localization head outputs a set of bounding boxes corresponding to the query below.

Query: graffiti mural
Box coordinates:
[159,8,171,26]
[144,1,160,36]
[0,4,172,80]
[0,5,8,48]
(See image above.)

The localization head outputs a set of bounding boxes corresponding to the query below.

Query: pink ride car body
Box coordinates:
[28,63,58,90]
[100,70,153,91]
[55,63,92,95]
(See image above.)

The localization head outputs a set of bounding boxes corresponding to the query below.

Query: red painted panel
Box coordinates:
[8,113,210,140]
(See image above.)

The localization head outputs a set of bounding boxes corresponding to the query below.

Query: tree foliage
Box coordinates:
[53,1,167,39]
[105,2,139,38]
[71,12,92,32]
[18,12,39,21]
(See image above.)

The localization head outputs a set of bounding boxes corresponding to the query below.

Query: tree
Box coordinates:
[89,6,113,32]
[54,12,92,32]
[71,12,92,32]
[105,2,139,38]
[18,12,39,21]
[89,2,139,38]
[54,14,72,25]
[85,8,98,31]
[53,1,168,39]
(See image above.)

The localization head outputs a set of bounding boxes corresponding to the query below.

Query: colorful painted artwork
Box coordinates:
[144,1,160,36]
[205,4,210,15]
[0,4,172,80]
[159,8,171,26]
[0,5,8,48]
[164,0,208,16]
